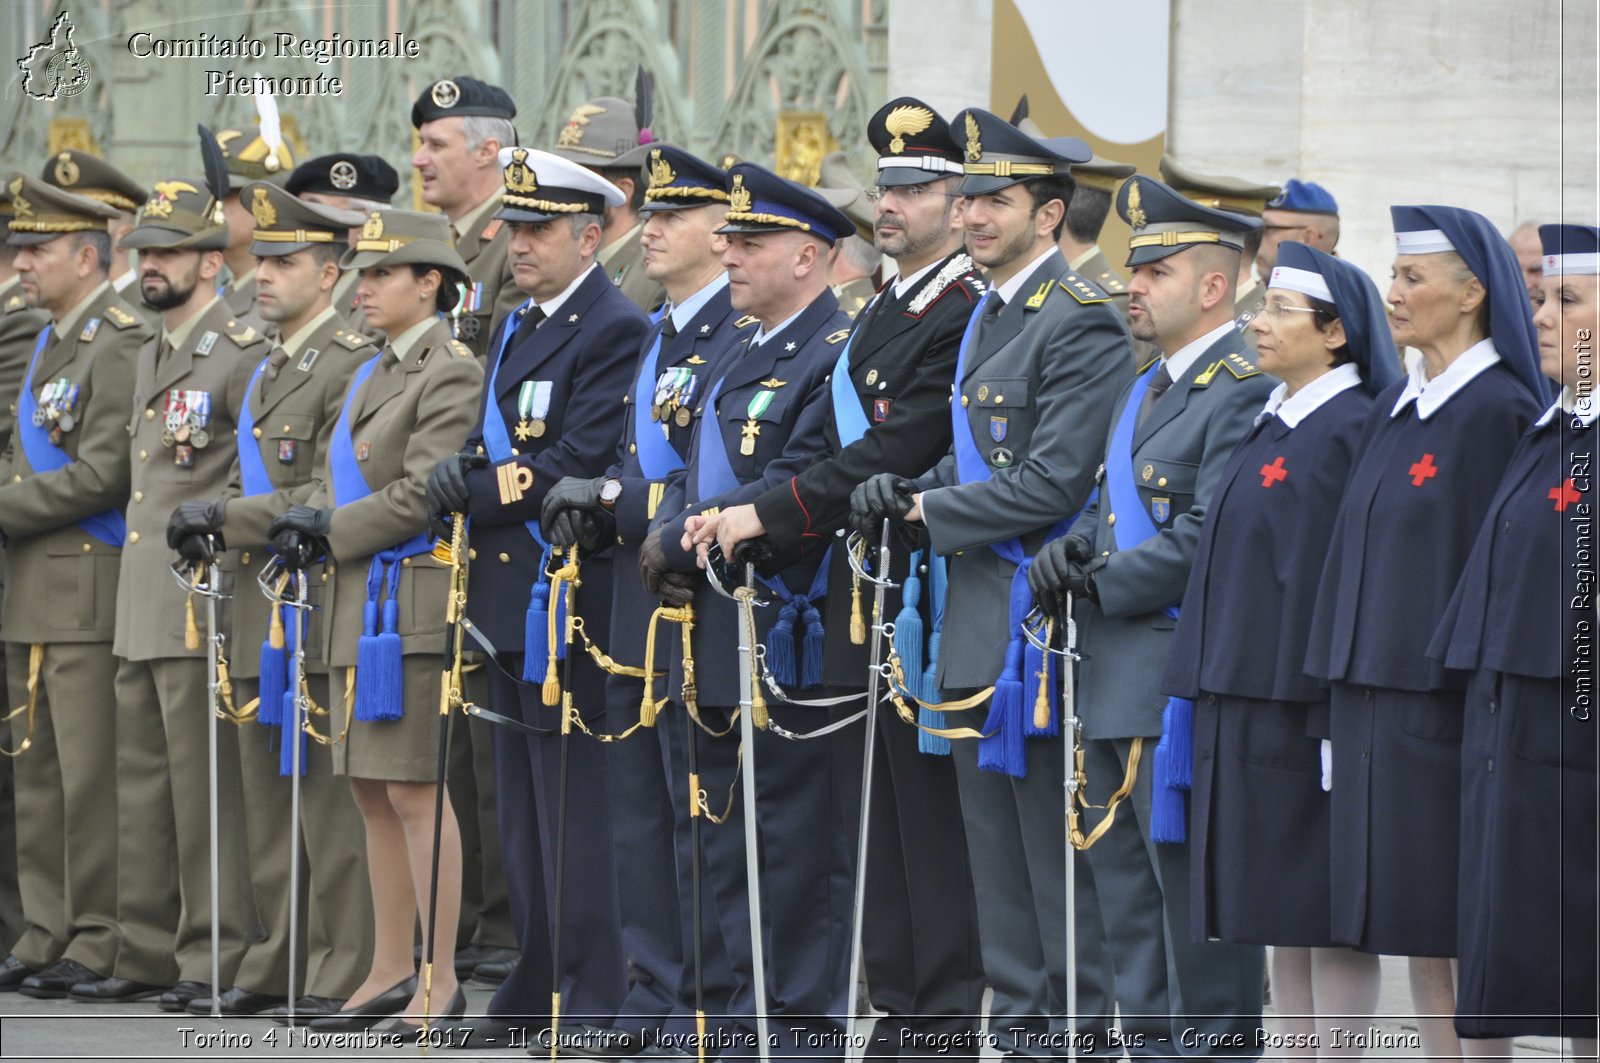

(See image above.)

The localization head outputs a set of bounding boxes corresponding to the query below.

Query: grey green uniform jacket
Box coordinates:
[1069,327,1275,740]
[0,287,147,643]
[916,250,1133,689]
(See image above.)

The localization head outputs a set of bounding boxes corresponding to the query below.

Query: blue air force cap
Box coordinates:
[1539,223,1600,276]
[639,146,729,214]
[1116,174,1261,267]
[715,162,853,245]
[949,108,1088,197]
[1268,178,1338,216]
[1269,241,1401,395]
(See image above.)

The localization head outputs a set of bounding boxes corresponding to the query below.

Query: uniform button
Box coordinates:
[955,549,965,556]
[498,552,511,563]
[476,445,486,455]
[1206,694,1216,704]
[961,395,970,408]
[468,548,478,561]
[1107,514,1116,526]
[1488,699,1498,714]
[617,536,625,546]
[133,491,144,503]
[511,447,519,455]
[144,408,155,421]
[139,449,148,461]
[1101,550,1110,557]
[1158,477,1168,487]
[629,443,637,454]
[252,427,263,439]
[321,572,329,582]
[10,475,18,484]
[401,557,411,566]
[128,531,140,544]
[1486,758,1494,773]
[1361,749,1369,760]
[282,424,291,433]
[240,552,250,565]
[81,542,91,553]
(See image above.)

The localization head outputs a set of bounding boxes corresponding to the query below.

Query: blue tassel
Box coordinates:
[894,573,925,683]
[1023,638,1058,737]
[767,601,798,687]
[918,631,951,756]
[799,599,825,690]
[522,577,549,683]
[1163,696,1194,791]
[1149,740,1188,843]
[257,638,286,727]
[353,596,382,721]
[278,686,305,776]
[354,567,402,721]
[976,638,1026,777]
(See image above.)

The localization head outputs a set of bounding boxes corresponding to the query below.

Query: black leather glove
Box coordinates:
[166,499,227,553]
[638,527,673,598]
[657,570,696,608]
[1064,555,1108,604]
[426,452,488,535]
[848,474,916,540]
[1063,534,1094,564]
[174,533,215,563]
[1028,536,1076,604]
[542,476,606,549]
[268,506,334,570]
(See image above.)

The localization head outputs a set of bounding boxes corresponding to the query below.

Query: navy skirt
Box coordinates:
[1191,692,1334,947]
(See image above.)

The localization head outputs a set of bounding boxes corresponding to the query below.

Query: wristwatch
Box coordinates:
[599,478,624,511]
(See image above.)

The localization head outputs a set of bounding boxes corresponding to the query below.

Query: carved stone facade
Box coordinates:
[0,0,886,194]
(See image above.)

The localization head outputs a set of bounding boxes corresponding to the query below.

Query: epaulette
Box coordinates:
[733,315,760,328]
[225,320,266,347]
[448,340,473,359]
[826,329,850,344]
[3,294,25,314]
[102,304,139,329]
[1222,351,1260,379]
[1057,272,1111,305]
[331,329,369,351]
[1096,270,1128,295]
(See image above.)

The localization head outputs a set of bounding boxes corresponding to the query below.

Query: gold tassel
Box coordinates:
[0,644,44,757]
[184,592,200,650]
[640,607,663,725]
[1032,617,1053,731]
[268,603,285,649]
[549,991,561,1063]
[678,607,697,718]
[542,570,562,707]
[849,571,866,645]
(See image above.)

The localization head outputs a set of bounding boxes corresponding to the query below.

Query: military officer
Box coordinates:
[855,109,1131,1058]
[1158,156,1279,348]
[426,148,647,1049]
[815,151,882,318]
[284,153,400,334]
[164,183,377,1018]
[0,175,147,998]
[549,93,668,312]
[74,168,264,1007]
[39,150,150,324]
[214,123,295,321]
[653,162,857,1059]
[1255,179,1340,279]
[693,98,989,1059]
[1029,174,1277,1054]
[540,145,750,1055]
[410,74,522,976]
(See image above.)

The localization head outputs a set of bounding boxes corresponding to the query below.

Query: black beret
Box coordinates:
[286,153,400,204]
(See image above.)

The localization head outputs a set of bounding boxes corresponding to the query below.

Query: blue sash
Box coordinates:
[631,322,688,480]
[1104,361,1192,840]
[946,295,1074,776]
[235,356,273,498]
[482,304,566,681]
[828,294,881,447]
[333,352,431,721]
[15,325,126,547]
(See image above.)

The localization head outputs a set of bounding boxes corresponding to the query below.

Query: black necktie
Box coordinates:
[984,292,1006,322]
[660,316,679,340]
[1136,362,1173,430]
[513,305,546,346]
[377,347,399,372]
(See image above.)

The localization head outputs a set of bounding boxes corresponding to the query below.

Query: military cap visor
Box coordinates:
[715,162,853,244]
[6,173,120,246]
[243,181,363,257]
[411,76,517,129]
[1118,174,1260,267]
[637,145,728,214]
[119,176,229,251]
[340,208,469,273]
[1157,155,1281,218]
[42,150,147,212]
[1068,153,1136,194]
[953,108,1088,196]
[493,147,624,225]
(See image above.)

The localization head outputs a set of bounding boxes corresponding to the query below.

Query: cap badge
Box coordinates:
[53,152,79,187]
[964,112,982,163]
[250,186,277,228]
[648,149,675,190]
[504,148,538,194]
[557,103,606,149]
[1126,181,1146,230]
[885,105,933,155]
[8,179,30,219]
[329,160,358,191]
[728,174,752,214]
[146,181,197,220]
[362,213,384,241]
[431,79,460,109]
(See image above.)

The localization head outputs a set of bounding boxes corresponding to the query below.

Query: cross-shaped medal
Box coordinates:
[740,418,760,455]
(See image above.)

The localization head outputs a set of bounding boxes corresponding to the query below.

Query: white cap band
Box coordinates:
[877,156,965,175]
[1394,228,1455,254]
[1268,265,1333,302]
[1543,251,1600,277]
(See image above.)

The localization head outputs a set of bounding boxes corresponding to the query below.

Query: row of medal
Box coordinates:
[652,367,699,430]
[451,282,487,341]
[35,377,80,444]
[512,379,553,441]
[162,388,212,467]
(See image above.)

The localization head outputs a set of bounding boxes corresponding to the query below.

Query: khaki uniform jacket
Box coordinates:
[0,277,50,462]
[309,317,482,667]
[219,314,374,676]
[0,286,147,643]
[601,226,665,313]
[455,208,523,363]
[223,272,258,320]
[832,275,877,320]
[113,299,265,660]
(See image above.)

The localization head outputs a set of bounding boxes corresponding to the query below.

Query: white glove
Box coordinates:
[1320,739,1333,792]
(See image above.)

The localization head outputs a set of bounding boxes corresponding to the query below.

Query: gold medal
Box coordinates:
[675,406,692,428]
[161,429,176,447]
[514,418,535,441]
[739,419,760,456]
[529,419,546,438]
[651,403,664,423]
[175,424,191,443]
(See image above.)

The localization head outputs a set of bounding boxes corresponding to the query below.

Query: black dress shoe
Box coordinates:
[159,980,212,1011]
[307,974,417,1032]
[187,986,288,1015]
[375,987,467,1039]
[69,975,167,1003]
[18,958,103,999]
[0,954,37,991]
[469,957,514,986]
[272,995,344,1024]
[453,943,516,977]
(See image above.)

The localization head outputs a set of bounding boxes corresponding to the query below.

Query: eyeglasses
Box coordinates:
[1260,301,1322,320]
[864,184,962,204]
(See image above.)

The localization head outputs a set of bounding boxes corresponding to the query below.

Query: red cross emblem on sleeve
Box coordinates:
[1550,478,1581,511]
[1259,456,1288,488]
[1408,453,1439,487]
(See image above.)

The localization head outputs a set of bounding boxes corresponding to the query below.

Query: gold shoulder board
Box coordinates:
[103,305,138,328]
[826,329,850,344]
[1057,273,1110,305]
[1223,352,1261,379]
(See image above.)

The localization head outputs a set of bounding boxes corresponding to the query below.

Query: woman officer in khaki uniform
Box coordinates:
[269,209,483,1032]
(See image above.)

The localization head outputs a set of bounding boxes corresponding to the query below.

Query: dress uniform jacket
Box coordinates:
[1073,245,1151,367]
[1161,374,1371,947]
[0,282,144,977]
[917,251,1132,689]
[601,224,666,313]
[222,271,258,320]
[455,204,528,363]
[0,276,50,459]
[832,276,876,319]
[1429,402,1597,1039]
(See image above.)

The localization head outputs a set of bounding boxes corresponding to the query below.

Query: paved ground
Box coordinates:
[0,958,1568,1061]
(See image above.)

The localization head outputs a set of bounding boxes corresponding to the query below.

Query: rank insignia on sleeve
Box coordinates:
[104,305,137,327]
[80,317,100,342]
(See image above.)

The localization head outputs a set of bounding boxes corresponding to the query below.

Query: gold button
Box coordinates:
[617,536,625,546]
[144,408,155,421]
[10,475,19,484]
[82,542,92,553]
[956,549,965,556]
[1158,477,1168,487]
[133,491,144,503]
[629,443,637,454]
[511,447,519,456]
[240,552,250,565]
[321,572,328,582]
[401,557,411,566]
[960,395,970,408]
[282,424,291,433]
[1102,550,1110,557]
[468,548,478,561]
[498,552,511,563]
[128,531,140,544]
[476,445,486,455]
[252,427,262,439]
[1107,514,1116,526]
[994,395,1003,404]
[138,449,148,461]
